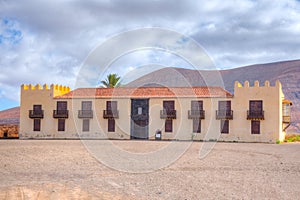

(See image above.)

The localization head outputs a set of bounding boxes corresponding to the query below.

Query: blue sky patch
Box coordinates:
[0,18,23,45]
[0,97,19,111]
[176,36,189,45]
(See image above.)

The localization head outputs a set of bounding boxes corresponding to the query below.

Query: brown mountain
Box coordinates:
[0,107,20,125]
[127,60,300,133]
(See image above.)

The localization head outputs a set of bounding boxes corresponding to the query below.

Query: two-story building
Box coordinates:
[19,80,292,143]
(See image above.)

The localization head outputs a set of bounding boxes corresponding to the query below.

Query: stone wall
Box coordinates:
[0,124,19,138]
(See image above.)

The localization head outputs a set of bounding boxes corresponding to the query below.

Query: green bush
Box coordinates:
[276,140,281,144]
[284,134,300,143]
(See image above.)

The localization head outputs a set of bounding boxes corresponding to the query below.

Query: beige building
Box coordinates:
[19,80,292,143]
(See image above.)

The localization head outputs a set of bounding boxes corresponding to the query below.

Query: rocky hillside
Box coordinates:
[127,60,300,133]
[0,107,20,125]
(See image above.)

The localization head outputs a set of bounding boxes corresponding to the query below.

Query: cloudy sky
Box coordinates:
[1,0,300,110]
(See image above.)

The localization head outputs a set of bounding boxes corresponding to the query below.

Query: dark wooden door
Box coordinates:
[191,101,203,133]
[251,120,260,134]
[131,99,149,139]
[34,119,41,131]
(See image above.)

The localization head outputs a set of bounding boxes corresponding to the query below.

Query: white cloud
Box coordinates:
[0,0,300,109]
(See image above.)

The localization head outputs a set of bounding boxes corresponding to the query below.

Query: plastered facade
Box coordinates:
[20,81,291,143]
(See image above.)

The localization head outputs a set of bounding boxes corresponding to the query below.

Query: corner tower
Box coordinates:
[233,80,290,142]
[20,84,70,138]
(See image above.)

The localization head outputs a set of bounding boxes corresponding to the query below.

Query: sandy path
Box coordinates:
[0,140,299,199]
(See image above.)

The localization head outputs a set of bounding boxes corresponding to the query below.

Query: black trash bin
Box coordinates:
[155,130,161,140]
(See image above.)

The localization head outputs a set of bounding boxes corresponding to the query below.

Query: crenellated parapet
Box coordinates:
[21,83,71,97]
[21,84,48,91]
[50,84,69,91]
[234,80,282,89]
[233,80,284,102]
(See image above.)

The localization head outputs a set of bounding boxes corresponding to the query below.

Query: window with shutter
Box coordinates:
[57,101,67,110]
[249,101,263,112]
[107,101,117,110]
[191,101,203,110]
[219,101,231,111]
[33,105,42,111]
[163,101,175,111]
[82,101,92,110]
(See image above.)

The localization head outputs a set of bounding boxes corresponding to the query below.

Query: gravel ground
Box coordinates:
[0,140,299,199]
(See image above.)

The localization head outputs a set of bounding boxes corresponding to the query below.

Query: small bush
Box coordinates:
[284,134,300,143]
[276,140,281,144]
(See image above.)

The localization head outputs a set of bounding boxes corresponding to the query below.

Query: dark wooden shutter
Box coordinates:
[33,119,41,131]
[107,101,111,110]
[219,101,231,111]
[33,105,42,111]
[163,101,175,111]
[33,105,43,116]
[220,119,229,133]
[251,120,260,134]
[108,119,115,132]
[82,119,90,132]
[57,101,67,110]
[82,101,92,110]
[58,119,65,131]
[193,118,201,133]
[107,101,117,110]
[191,101,203,110]
[250,101,263,112]
[165,119,173,132]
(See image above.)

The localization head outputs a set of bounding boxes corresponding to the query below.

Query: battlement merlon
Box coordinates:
[21,84,71,97]
[234,80,282,89]
[234,80,284,100]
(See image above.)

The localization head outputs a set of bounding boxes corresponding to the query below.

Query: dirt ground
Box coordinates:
[0,140,299,200]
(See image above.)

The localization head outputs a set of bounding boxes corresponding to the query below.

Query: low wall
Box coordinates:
[0,124,19,138]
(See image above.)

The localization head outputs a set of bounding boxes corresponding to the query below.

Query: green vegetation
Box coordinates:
[276,139,281,144]
[100,73,121,88]
[284,134,300,143]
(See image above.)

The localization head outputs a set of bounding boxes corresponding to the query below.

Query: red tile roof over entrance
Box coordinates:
[55,87,233,99]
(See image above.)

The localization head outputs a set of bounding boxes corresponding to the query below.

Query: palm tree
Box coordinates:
[100,73,121,88]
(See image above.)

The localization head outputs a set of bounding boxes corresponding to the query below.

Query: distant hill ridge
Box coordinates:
[127,59,300,133]
[0,107,19,125]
